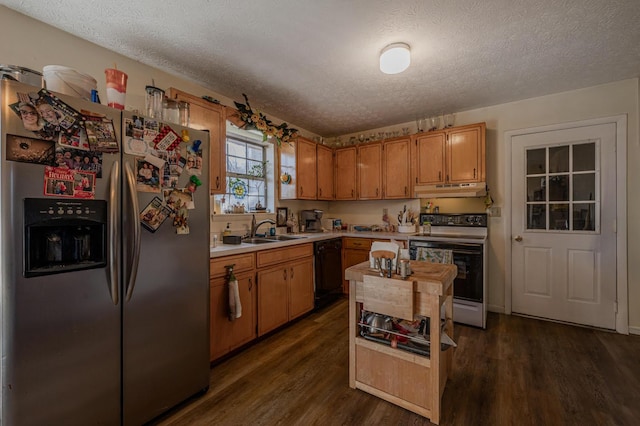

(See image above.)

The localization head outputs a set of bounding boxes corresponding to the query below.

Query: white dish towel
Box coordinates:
[228,278,242,321]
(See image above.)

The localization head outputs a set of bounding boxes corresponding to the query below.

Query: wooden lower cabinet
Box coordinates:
[342,239,372,294]
[211,244,315,358]
[210,270,257,361]
[257,256,314,335]
[288,257,314,319]
[257,243,314,336]
[257,265,290,335]
[209,253,257,362]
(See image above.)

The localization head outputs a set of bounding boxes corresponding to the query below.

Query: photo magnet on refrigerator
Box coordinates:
[140,196,172,233]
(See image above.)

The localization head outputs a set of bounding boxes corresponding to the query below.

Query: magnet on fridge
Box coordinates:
[173,205,189,235]
[190,139,201,153]
[186,175,202,193]
[152,125,181,151]
[181,129,190,143]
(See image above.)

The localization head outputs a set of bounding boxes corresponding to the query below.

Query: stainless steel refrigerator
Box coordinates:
[0,79,210,425]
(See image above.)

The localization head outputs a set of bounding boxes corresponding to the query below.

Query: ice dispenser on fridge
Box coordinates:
[24,198,107,277]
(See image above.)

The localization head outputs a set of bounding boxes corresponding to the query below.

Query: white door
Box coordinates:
[511,123,617,329]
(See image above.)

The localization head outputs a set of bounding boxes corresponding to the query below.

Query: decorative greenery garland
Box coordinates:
[233,93,298,146]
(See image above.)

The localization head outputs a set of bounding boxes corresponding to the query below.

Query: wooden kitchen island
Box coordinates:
[345,261,457,425]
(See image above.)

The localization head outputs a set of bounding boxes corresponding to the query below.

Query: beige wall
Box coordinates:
[337,79,640,333]
[2,6,638,333]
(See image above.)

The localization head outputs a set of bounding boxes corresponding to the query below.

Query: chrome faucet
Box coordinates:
[250,214,276,237]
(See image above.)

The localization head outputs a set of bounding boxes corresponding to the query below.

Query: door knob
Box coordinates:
[514,235,523,242]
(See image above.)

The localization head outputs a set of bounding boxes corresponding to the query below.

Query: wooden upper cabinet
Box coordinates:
[357,142,382,200]
[334,146,357,200]
[296,137,317,200]
[279,140,297,200]
[414,131,446,186]
[412,122,486,189]
[447,123,485,183]
[278,137,318,200]
[382,137,411,199]
[168,88,226,194]
[317,144,334,200]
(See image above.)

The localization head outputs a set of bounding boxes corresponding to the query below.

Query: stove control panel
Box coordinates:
[419,213,487,227]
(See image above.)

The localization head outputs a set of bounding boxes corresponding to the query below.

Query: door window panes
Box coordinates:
[525,141,598,232]
[573,173,595,201]
[527,177,546,201]
[549,204,569,230]
[527,204,546,229]
[526,148,546,174]
[549,146,569,173]
[573,204,595,231]
[549,175,569,201]
[573,142,595,171]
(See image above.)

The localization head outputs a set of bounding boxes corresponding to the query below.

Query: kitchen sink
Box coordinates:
[243,238,277,244]
[264,235,307,241]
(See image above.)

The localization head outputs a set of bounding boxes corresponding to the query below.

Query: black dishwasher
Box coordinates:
[314,238,343,309]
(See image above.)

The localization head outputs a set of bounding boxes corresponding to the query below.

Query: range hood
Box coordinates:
[414,182,487,198]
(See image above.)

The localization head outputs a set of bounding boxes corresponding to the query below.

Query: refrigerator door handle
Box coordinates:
[124,161,141,301]
[108,161,119,305]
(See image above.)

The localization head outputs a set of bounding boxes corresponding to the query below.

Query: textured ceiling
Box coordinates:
[2,0,640,137]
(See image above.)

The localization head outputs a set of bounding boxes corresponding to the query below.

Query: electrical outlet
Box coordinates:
[383,208,388,215]
[489,206,501,217]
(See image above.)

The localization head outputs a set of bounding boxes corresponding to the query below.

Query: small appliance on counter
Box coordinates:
[300,209,324,232]
[321,217,335,231]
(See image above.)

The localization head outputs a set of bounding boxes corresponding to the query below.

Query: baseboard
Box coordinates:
[487,304,505,314]
[487,304,639,334]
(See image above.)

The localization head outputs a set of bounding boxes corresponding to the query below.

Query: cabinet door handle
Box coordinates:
[404,186,407,195]
[300,186,303,196]
[290,267,294,279]
[474,168,476,178]
[376,188,379,196]
[248,277,252,291]
[319,188,322,196]
[284,269,287,280]
[216,176,220,189]
[351,189,354,197]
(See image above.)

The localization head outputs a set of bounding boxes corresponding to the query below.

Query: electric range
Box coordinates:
[409,213,488,328]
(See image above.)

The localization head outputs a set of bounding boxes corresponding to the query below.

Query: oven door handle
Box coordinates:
[451,249,482,255]
[409,245,482,256]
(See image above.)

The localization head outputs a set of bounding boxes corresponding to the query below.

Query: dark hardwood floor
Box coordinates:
[151,298,640,426]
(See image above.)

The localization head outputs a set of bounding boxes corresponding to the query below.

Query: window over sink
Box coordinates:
[213,123,274,214]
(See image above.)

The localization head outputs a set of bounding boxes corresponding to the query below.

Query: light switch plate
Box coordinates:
[489,206,501,217]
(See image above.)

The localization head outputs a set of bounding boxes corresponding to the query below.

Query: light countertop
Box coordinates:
[210,230,417,258]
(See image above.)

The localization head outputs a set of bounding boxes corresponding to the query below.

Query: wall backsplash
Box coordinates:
[210,197,491,241]
[420,197,488,214]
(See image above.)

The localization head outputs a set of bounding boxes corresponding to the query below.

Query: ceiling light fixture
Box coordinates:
[379,42,411,74]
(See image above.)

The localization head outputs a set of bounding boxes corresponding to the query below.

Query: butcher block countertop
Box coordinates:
[344,260,457,296]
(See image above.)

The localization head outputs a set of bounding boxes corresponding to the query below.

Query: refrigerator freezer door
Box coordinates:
[121,115,210,425]
[1,80,122,424]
